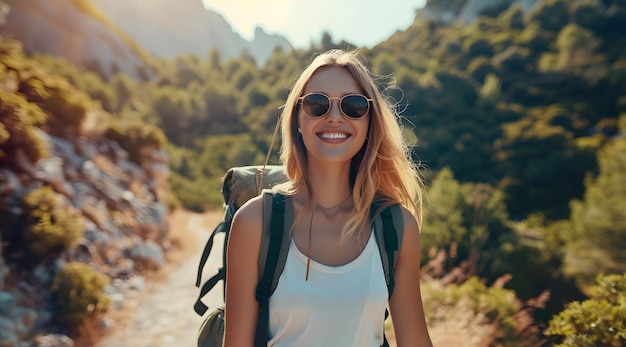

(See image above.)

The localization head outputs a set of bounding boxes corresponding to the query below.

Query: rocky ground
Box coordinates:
[95,209,225,347]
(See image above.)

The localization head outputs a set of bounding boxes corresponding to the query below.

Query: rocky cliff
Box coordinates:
[0,0,292,81]
[0,0,149,79]
[0,131,170,346]
[0,35,171,344]
[89,0,292,65]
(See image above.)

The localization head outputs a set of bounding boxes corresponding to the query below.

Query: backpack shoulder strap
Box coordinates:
[255,190,292,346]
[372,202,404,298]
[193,203,234,316]
[257,191,291,291]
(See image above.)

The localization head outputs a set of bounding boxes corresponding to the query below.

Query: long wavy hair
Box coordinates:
[279,49,424,239]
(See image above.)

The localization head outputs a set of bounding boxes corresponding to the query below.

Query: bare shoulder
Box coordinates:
[229,195,264,251]
[232,194,264,228]
[398,205,421,252]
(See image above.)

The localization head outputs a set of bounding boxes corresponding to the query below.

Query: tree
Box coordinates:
[208,47,222,72]
[567,136,626,281]
[422,168,511,277]
[498,3,525,29]
[525,0,570,32]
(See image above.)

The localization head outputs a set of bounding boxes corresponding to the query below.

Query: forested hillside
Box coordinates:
[1,0,625,345]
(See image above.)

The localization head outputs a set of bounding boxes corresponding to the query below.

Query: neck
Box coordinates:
[306,161,352,207]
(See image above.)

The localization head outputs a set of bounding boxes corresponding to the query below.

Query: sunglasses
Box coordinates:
[297,93,372,119]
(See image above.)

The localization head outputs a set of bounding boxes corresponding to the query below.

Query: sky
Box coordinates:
[202,0,427,49]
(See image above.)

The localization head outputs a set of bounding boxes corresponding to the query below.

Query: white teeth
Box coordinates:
[320,133,347,139]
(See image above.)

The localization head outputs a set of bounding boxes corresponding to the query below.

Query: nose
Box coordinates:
[326,99,343,121]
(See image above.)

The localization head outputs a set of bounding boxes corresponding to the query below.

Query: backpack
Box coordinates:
[193,165,404,347]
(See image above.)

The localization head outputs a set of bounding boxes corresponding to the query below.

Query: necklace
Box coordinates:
[314,195,351,212]
[306,195,351,281]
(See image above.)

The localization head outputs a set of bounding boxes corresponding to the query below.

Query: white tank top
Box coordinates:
[268,231,388,347]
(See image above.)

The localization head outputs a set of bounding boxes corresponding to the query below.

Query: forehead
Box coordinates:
[303,66,362,96]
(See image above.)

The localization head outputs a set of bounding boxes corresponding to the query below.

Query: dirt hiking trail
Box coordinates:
[96,209,224,347]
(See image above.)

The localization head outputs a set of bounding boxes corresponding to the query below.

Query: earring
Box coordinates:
[297,128,302,133]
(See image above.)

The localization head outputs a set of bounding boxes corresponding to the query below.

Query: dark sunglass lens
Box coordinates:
[341,95,369,118]
[302,94,330,117]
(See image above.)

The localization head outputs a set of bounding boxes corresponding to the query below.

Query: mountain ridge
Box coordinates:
[89,0,292,65]
[0,0,292,80]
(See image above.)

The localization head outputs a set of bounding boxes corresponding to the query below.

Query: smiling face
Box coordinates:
[297,66,370,167]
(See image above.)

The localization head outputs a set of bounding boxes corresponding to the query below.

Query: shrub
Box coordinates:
[525,0,569,32]
[0,90,49,166]
[104,119,167,164]
[21,76,91,137]
[467,56,494,83]
[547,273,626,346]
[51,262,111,330]
[423,276,547,346]
[22,186,84,257]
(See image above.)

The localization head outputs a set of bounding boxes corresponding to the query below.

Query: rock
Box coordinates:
[11,307,38,334]
[33,334,74,347]
[0,291,16,314]
[130,240,165,270]
[0,315,18,347]
[0,168,22,197]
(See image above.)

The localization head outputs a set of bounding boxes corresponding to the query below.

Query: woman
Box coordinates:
[224,49,432,346]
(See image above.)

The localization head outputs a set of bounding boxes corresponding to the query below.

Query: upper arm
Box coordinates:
[223,196,264,347]
[388,207,433,347]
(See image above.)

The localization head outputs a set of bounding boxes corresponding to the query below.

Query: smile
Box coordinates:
[319,132,349,140]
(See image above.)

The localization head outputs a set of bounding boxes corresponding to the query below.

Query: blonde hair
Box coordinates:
[279,49,423,239]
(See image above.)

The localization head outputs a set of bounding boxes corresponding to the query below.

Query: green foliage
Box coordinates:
[567,137,626,281]
[547,273,626,346]
[462,36,494,58]
[423,168,511,274]
[104,119,167,164]
[422,277,545,346]
[22,75,91,137]
[423,167,582,318]
[22,186,84,257]
[148,86,199,146]
[168,172,220,212]
[171,54,205,88]
[479,73,502,100]
[0,89,49,166]
[110,73,137,110]
[525,0,570,32]
[539,24,603,73]
[32,54,120,112]
[492,45,532,72]
[569,0,604,31]
[498,3,524,29]
[495,105,596,217]
[466,56,494,83]
[515,21,555,50]
[51,262,111,330]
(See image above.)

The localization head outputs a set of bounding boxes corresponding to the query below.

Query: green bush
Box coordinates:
[104,119,167,164]
[22,186,84,257]
[547,273,626,346]
[0,90,49,166]
[22,76,91,137]
[466,56,494,83]
[51,262,111,330]
[423,277,546,346]
[525,0,570,32]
